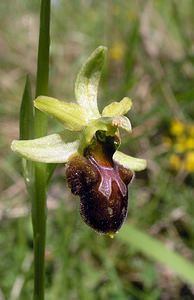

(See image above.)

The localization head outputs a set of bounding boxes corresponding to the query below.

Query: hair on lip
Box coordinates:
[66,149,134,234]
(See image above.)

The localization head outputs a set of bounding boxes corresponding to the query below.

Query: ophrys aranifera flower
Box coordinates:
[11,46,146,235]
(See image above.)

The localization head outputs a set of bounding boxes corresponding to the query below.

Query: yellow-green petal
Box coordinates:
[34,96,87,131]
[102,97,132,117]
[11,132,79,163]
[112,116,132,132]
[113,151,147,171]
[75,46,107,120]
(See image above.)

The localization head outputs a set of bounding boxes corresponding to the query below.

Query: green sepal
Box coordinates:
[102,97,132,117]
[113,150,147,171]
[11,132,80,163]
[75,46,107,120]
[34,96,87,131]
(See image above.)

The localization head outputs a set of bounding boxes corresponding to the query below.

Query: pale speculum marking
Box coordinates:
[88,156,127,199]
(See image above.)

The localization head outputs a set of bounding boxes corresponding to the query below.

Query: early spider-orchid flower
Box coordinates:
[11,46,146,236]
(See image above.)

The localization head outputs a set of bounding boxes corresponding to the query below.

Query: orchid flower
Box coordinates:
[11,46,146,236]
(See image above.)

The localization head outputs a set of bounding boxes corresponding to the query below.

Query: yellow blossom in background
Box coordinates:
[169,154,182,171]
[110,43,125,61]
[174,144,185,153]
[185,151,194,172]
[188,125,194,137]
[186,137,194,150]
[170,120,185,136]
[165,120,194,173]
[174,136,187,153]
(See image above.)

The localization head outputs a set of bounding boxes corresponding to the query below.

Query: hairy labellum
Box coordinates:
[66,135,134,234]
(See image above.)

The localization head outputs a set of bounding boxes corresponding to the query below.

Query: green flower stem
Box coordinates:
[32,0,50,299]
[32,165,47,300]
[35,0,50,136]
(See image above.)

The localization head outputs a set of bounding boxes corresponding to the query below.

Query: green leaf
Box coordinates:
[119,224,194,286]
[46,163,57,184]
[75,46,107,120]
[102,97,132,117]
[11,132,79,163]
[19,76,34,188]
[113,151,146,171]
[20,75,34,140]
[34,96,87,131]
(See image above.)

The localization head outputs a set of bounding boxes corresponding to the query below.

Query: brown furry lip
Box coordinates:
[66,151,134,234]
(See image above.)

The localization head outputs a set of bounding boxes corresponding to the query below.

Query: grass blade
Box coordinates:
[119,223,194,286]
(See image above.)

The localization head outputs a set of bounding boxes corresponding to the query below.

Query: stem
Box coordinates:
[32,0,50,299]
[32,164,47,300]
[35,0,50,137]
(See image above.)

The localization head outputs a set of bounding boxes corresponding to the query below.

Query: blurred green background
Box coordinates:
[1,0,194,299]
